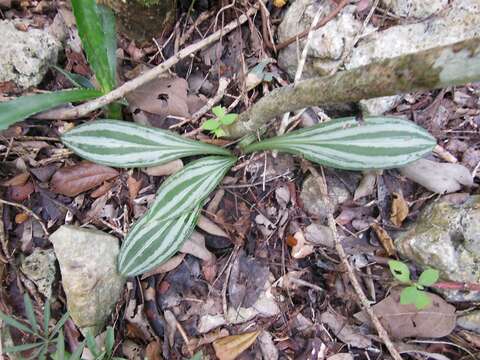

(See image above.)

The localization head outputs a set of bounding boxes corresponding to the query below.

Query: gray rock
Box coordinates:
[457,311,480,334]
[277,0,480,115]
[50,225,125,335]
[300,175,351,222]
[381,0,448,19]
[277,0,367,78]
[21,248,56,299]
[395,195,480,301]
[0,20,62,89]
[347,1,480,70]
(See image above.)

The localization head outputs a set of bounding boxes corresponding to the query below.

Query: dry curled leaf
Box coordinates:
[321,310,372,349]
[127,75,190,127]
[400,159,473,194]
[142,159,183,177]
[7,181,34,202]
[213,331,260,360]
[371,223,396,257]
[390,191,409,226]
[50,162,119,197]
[127,175,142,203]
[366,288,456,339]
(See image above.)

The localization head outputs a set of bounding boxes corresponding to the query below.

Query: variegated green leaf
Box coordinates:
[147,156,236,221]
[118,156,236,276]
[118,205,201,277]
[61,120,232,168]
[243,117,436,170]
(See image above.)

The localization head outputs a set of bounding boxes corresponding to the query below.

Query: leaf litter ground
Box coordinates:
[0,1,479,359]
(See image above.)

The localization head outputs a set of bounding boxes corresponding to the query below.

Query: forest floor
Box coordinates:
[0,1,480,359]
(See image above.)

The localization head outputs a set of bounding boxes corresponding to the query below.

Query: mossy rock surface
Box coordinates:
[395,195,480,301]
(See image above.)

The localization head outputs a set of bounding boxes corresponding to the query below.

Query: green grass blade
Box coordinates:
[0,311,35,335]
[71,0,117,93]
[43,300,51,336]
[4,341,43,353]
[23,294,39,335]
[243,117,436,170]
[85,332,99,357]
[105,326,114,355]
[0,89,102,131]
[49,312,70,340]
[61,120,233,168]
[68,342,85,360]
[54,329,65,360]
[52,66,95,89]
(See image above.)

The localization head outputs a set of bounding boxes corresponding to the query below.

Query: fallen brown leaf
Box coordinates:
[145,341,162,360]
[50,162,119,197]
[90,181,113,198]
[213,331,260,360]
[7,181,34,202]
[371,223,396,257]
[1,172,30,187]
[367,288,456,339]
[15,212,29,224]
[127,75,190,126]
[321,310,372,349]
[390,191,409,227]
[127,175,142,203]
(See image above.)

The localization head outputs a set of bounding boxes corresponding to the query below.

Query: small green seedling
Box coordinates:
[388,260,440,310]
[202,106,238,137]
[0,294,70,360]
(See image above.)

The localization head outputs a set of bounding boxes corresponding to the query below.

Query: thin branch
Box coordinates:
[0,199,49,236]
[38,5,260,121]
[307,164,402,360]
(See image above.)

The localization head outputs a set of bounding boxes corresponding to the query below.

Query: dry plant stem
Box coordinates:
[0,198,49,236]
[329,0,380,74]
[39,6,260,121]
[275,0,350,51]
[307,164,402,360]
[278,7,323,135]
[225,37,480,138]
[170,77,231,129]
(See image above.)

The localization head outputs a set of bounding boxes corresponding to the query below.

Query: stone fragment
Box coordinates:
[50,225,125,335]
[395,195,480,301]
[0,20,62,89]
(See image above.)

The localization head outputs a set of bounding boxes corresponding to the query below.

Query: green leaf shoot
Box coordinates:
[388,260,411,283]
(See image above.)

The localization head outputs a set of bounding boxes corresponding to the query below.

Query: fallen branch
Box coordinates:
[307,163,403,360]
[40,5,260,120]
[224,37,480,138]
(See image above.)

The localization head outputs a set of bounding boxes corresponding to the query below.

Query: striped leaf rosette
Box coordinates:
[118,156,236,276]
[243,117,436,170]
[61,120,232,168]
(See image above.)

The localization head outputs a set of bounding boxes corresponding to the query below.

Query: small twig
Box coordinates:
[179,10,216,46]
[0,199,49,236]
[275,0,350,51]
[307,164,402,360]
[37,5,261,121]
[330,0,380,74]
[278,7,323,135]
[170,77,231,129]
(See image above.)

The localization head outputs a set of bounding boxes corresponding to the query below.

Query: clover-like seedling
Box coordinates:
[388,260,440,310]
[202,106,238,137]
